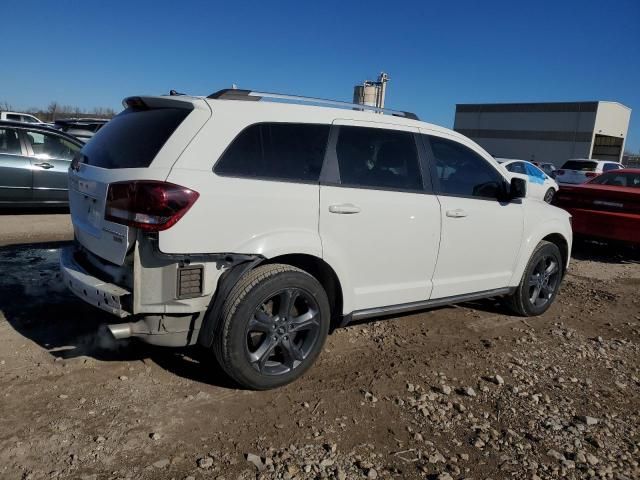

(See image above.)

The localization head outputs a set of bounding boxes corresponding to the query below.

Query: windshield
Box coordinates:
[589,172,640,188]
[561,160,597,171]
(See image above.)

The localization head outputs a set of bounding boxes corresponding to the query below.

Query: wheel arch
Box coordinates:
[264,253,344,330]
[541,232,569,275]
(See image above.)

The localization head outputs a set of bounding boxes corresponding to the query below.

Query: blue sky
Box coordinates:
[3,0,640,151]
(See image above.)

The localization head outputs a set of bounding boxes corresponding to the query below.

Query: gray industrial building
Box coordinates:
[454,101,631,166]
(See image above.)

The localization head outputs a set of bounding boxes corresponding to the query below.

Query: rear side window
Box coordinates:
[81,107,189,169]
[0,128,21,154]
[602,163,621,172]
[335,126,422,191]
[429,136,504,199]
[562,160,597,171]
[505,162,526,174]
[215,123,330,182]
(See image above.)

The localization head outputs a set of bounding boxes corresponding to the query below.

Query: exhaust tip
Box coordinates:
[108,323,132,340]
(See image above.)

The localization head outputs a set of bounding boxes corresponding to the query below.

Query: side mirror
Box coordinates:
[509,177,527,200]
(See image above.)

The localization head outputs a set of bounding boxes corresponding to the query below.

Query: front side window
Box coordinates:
[24,131,80,160]
[215,123,330,182]
[335,126,422,191]
[429,136,504,198]
[0,128,22,155]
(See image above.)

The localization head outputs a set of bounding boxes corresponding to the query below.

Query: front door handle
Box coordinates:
[446,208,468,218]
[34,162,54,169]
[329,203,361,214]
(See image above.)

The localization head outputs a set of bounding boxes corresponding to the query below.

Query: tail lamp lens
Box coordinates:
[105,181,199,231]
[585,172,597,178]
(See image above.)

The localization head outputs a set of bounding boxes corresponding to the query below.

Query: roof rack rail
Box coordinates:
[207,89,419,120]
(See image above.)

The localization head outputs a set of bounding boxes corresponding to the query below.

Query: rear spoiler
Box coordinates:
[122,96,203,111]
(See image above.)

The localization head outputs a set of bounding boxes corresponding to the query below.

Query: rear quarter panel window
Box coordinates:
[80,107,189,169]
[214,123,330,182]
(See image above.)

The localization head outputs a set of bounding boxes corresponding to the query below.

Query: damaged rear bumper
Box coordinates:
[59,245,131,318]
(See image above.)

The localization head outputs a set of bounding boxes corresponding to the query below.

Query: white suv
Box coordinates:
[556,158,624,184]
[60,89,572,389]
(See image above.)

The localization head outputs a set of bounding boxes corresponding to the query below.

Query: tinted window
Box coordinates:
[590,172,640,188]
[506,162,526,174]
[215,123,330,182]
[429,136,504,198]
[335,126,422,191]
[24,131,80,160]
[602,163,621,172]
[0,128,21,154]
[81,107,189,169]
[7,114,21,121]
[562,160,597,171]
[524,162,546,179]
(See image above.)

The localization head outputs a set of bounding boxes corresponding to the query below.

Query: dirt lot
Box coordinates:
[0,212,639,480]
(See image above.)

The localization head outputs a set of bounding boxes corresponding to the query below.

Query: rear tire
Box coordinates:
[213,264,330,390]
[504,241,563,316]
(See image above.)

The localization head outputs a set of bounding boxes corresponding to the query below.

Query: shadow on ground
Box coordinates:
[572,237,640,264]
[0,242,237,388]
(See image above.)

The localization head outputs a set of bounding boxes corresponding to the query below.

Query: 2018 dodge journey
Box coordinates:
[60,89,572,389]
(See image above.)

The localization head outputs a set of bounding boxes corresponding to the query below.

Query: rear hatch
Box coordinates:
[68,96,210,265]
[556,160,598,184]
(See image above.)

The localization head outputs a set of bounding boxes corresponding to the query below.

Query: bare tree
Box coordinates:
[0,100,12,111]
[47,101,59,122]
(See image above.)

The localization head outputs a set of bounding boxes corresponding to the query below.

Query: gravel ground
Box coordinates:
[0,214,638,480]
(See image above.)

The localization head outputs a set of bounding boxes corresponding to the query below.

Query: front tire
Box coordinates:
[543,188,555,203]
[213,264,330,390]
[504,241,563,316]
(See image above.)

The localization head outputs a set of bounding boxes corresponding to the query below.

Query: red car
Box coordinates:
[554,168,640,245]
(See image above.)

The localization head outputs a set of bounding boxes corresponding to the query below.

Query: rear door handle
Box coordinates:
[329,203,361,214]
[34,162,54,169]
[446,208,468,218]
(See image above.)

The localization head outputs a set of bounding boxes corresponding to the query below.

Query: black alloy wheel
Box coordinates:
[245,288,322,376]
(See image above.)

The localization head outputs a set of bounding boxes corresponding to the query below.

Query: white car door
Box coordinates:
[523,162,550,200]
[423,133,524,299]
[319,121,441,313]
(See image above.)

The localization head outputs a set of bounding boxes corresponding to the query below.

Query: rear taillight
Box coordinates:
[557,170,565,175]
[105,181,199,231]
[585,172,597,178]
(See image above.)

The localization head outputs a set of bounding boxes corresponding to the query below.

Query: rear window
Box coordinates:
[561,160,597,171]
[80,107,189,168]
